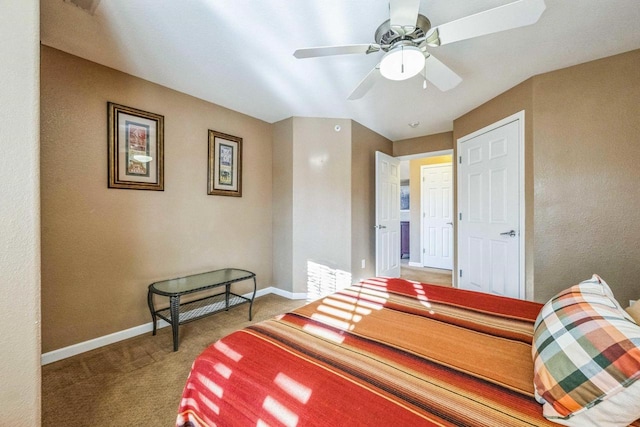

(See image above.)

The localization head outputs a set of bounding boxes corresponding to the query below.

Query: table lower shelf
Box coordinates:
[155,292,251,325]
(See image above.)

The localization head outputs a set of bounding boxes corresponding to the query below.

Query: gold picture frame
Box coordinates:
[108,102,164,191]
[208,130,242,197]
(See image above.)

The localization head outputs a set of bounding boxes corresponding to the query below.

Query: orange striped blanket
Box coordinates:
[177,278,556,426]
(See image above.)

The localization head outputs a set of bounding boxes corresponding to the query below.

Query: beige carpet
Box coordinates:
[42,274,449,426]
[41,294,305,427]
[400,264,453,286]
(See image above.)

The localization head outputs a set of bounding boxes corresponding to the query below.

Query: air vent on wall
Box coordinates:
[64,0,101,15]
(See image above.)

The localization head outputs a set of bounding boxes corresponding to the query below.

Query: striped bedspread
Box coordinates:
[177,278,557,426]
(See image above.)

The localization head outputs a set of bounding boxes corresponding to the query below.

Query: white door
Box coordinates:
[375,151,401,277]
[457,115,523,298]
[421,163,453,270]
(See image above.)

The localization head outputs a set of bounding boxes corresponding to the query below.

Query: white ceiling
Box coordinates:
[41,0,640,141]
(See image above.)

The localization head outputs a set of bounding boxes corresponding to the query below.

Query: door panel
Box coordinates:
[468,236,483,291]
[489,240,508,295]
[468,172,482,221]
[491,168,507,222]
[442,226,452,258]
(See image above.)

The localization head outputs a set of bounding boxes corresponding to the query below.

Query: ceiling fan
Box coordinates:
[294,0,546,99]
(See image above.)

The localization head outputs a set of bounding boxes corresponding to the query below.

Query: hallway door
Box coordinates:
[421,163,453,270]
[457,114,523,298]
[375,151,401,277]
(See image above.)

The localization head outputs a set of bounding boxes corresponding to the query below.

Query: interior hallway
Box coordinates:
[400,260,453,287]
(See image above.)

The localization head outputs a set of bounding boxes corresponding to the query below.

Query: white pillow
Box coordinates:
[550,380,640,427]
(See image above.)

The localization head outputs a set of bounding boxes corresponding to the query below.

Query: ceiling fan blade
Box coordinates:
[348,66,382,100]
[426,0,546,47]
[294,44,379,59]
[389,0,421,31]
[421,54,462,92]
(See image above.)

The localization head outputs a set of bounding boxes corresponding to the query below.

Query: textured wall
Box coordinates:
[532,49,640,305]
[0,0,41,423]
[41,47,274,352]
[291,118,352,295]
[273,119,391,291]
[272,118,294,292]
[393,131,453,157]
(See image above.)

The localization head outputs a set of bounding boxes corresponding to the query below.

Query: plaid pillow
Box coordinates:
[532,275,640,420]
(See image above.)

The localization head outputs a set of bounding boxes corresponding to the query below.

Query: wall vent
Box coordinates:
[64,0,101,15]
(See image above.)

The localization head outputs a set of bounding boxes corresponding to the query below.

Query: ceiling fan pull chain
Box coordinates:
[401,45,405,74]
[423,61,427,89]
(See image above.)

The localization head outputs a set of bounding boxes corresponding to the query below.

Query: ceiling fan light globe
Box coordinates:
[379,45,425,81]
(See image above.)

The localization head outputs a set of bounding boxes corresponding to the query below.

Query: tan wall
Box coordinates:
[351,121,393,280]
[0,0,41,423]
[39,39,640,363]
[408,155,453,265]
[41,46,274,352]
[531,49,640,305]
[393,131,453,157]
[291,118,352,294]
[272,118,294,292]
[273,118,389,294]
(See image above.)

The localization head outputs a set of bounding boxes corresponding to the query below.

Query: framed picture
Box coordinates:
[400,183,410,210]
[108,102,164,191]
[208,130,242,197]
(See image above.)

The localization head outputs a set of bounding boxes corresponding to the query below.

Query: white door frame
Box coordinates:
[456,110,526,297]
[420,163,454,270]
[396,149,453,269]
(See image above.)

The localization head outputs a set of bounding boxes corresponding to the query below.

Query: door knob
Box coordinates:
[446,222,453,226]
[374,225,387,229]
[500,230,517,237]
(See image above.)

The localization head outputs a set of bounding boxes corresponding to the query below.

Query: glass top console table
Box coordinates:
[147,268,256,351]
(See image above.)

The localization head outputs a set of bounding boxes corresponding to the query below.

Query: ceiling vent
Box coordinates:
[64,0,101,15]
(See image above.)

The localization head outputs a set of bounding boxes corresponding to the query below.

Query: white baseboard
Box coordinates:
[41,287,306,365]
[266,286,308,300]
[408,262,423,267]
[40,318,172,366]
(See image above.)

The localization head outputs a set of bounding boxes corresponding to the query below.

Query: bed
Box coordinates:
[176,277,640,426]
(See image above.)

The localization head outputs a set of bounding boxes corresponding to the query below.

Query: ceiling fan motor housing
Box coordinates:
[375,14,431,51]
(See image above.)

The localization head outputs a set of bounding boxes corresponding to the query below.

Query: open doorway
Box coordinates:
[397,150,453,287]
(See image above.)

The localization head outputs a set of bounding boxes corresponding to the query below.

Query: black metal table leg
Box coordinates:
[249,276,257,321]
[147,288,157,336]
[170,295,180,351]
